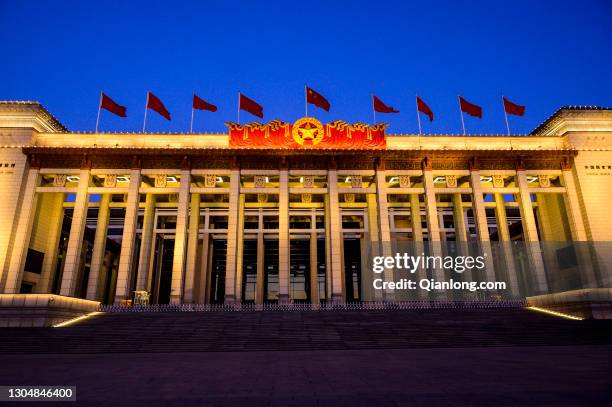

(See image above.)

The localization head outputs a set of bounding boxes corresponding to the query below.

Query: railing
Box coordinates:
[100,299,527,313]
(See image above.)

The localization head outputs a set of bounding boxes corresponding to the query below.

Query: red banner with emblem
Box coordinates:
[227,117,386,149]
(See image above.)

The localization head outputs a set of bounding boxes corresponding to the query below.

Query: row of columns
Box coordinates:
[3,159,589,303]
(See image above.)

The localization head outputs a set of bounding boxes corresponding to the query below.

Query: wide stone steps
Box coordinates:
[1,308,611,354]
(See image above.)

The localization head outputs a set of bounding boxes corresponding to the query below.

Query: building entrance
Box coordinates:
[209,239,227,304]
[264,239,279,302]
[290,238,311,303]
[343,238,362,302]
[151,236,174,304]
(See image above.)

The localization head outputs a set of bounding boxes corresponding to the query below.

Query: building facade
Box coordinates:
[0,102,610,304]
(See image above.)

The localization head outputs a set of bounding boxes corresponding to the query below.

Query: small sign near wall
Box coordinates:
[0,162,16,177]
[584,164,612,176]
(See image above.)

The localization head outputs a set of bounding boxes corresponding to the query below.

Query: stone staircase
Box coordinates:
[1,308,611,354]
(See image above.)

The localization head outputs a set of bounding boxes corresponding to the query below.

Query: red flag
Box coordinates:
[373,95,399,113]
[239,93,264,119]
[193,94,217,112]
[416,96,433,121]
[503,97,525,116]
[306,86,330,112]
[459,96,482,118]
[100,93,127,117]
[146,92,171,121]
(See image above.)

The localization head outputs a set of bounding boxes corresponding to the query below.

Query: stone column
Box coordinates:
[86,193,111,300]
[255,229,265,305]
[469,167,496,283]
[327,167,344,303]
[366,194,379,242]
[366,193,382,301]
[410,194,423,240]
[516,169,548,293]
[183,193,200,303]
[278,165,290,304]
[561,166,597,288]
[516,171,540,241]
[114,168,141,303]
[137,194,156,291]
[561,168,588,241]
[234,194,246,303]
[224,164,240,304]
[494,193,511,241]
[59,168,90,297]
[170,170,191,304]
[422,162,440,242]
[452,194,468,242]
[410,193,427,299]
[422,159,445,298]
[324,194,332,301]
[36,192,65,294]
[4,167,39,293]
[535,194,553,241]
[469,170,490,241]
[375,162,394,300]
[494,193,520,296]
[309,219,320,304]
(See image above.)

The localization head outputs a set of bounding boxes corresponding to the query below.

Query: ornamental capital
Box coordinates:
[53,174,67,187]
[302,175,314,188]
[104,174,117,188]
[204,174,217,188]
[155,174,167,188]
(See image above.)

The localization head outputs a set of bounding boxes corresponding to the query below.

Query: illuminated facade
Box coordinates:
[0,101,610,304]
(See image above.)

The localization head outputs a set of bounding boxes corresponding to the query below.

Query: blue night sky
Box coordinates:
[1,0,611,135]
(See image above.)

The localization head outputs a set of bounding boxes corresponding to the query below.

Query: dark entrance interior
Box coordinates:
[152,236,174,304]
[317,239,327,302]
[343,238,361,302]
[242,239,257,303]
[209,238,227,304]
[264,239,279,302]
[290,239,310,303]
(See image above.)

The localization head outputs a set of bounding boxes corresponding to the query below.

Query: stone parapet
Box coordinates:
[0,294,100,327]
[527,288,612,319]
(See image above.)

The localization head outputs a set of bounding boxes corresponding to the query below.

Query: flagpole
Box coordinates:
[458,96,466,135]
[415,95,422,135]
[190,107,195,133]
[503,97,511,136]
[95,91,103,133]
[372,95,376,125]
[305,85,308,117]
[190,93,195,133]
[237,92,240,124]
[142,91,149,132]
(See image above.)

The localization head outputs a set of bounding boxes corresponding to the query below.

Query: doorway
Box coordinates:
[151,236,174,304]
[343,238,362,302]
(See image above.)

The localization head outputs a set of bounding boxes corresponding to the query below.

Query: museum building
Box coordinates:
[0,102,610,305]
